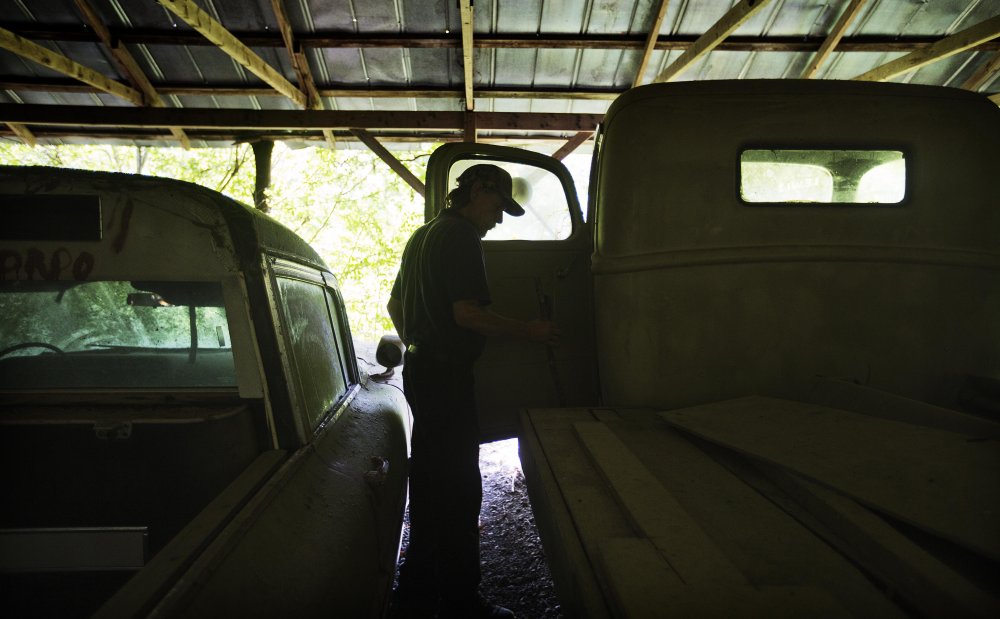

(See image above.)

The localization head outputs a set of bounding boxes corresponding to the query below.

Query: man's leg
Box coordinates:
[392,356,442,614]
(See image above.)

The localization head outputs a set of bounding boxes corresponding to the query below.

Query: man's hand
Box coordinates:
[526,319,561,346]
[454,300,562,344]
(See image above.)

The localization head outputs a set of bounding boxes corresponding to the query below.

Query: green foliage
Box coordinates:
[0,141,429,343]
[263,145,429,340]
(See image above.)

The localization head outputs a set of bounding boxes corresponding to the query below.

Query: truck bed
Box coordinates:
[519,396,1000,618]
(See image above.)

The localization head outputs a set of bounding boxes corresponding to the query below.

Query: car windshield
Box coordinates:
[0,280,235,390]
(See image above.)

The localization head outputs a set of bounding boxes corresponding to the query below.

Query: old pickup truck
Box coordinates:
[425,80,1000,617]
[0,167,410,618]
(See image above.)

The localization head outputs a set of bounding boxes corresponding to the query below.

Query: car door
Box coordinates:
[424,143,598,441]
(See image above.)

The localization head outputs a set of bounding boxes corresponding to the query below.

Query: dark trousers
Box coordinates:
[396,351,482,605]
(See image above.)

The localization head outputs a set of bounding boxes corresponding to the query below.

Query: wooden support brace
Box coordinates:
[349,129,425,197]
[158,0,307,107]
[854,14,1000,82]
[961,51,1000,91]
[464,111,477,143]
[0,26,143,106]
[654,0,773,83]
[633,0,672,88]
[6,122,36,146]
[551,131,593,161]
[460,0,475,111]
[803,0,868,79]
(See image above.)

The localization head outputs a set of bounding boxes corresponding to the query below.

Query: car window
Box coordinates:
[0,280,235,390]
[275,276,348,429]
[448,160,573,241]
[741,149,906,204]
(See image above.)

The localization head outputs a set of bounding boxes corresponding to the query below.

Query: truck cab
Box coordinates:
[426,80,1000,617]
[0,167,410,617]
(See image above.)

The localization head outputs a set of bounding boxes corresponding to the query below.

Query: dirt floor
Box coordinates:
[358,345,562,617]
[394,439,563,618]
[478,440,563,618]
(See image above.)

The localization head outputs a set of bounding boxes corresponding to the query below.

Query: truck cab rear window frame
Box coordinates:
[739,148,909,206]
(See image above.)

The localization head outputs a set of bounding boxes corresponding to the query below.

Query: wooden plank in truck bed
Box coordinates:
[520,407,907,618]
[660,396,1000,562]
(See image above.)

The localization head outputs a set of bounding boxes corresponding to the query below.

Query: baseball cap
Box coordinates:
[456,164,526,217]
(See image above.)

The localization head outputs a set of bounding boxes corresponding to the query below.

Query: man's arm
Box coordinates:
[453,299,560,345]
[387,294,408,345]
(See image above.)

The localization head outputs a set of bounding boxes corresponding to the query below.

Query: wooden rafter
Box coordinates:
[349,129,425,196]
[961,51,1000,91]
[0,104,602,133]
[464,111,477,143]
[0,80,625,101]
[803,0,868,79]
[551,132,594,161]
[157,0,307,107]
[0,26,143,105]
[853,14,1000,82]
[653,0,773,83]
[6,122,36,146]
[633,0,671,88]
[269,0,335,148]
[460,0,475,111]
[989,93,1000,106]
[13,26,1000,54]
[1,128,593,145]
[72,0,189,148]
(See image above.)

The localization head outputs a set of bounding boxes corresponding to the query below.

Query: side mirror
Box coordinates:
[376,334,405,369]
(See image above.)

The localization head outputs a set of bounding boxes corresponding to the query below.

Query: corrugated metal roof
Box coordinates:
[0,0,997,148]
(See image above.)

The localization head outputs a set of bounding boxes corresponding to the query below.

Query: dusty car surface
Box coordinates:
[0,166,410,618]
[420,80,1000,618]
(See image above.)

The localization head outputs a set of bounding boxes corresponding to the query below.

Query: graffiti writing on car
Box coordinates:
[0,248,95,281]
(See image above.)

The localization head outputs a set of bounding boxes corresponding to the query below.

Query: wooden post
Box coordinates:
[251,140,274,212]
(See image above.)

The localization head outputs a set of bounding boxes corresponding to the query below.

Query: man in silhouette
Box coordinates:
[388,164,560,619]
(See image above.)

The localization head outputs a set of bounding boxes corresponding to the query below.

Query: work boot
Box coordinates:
[438,595,515,619]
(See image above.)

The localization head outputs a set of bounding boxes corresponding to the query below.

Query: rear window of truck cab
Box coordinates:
[0,280,235,390]
[740,149,906,204]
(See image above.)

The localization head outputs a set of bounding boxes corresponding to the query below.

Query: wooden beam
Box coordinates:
[961,51,1000,91]
[990,93,1000,106]
[551,131,593,161]
[268,0,334,148]
[757,466,1000,617]
[0,26,143,105]
[269,0,319,109]
[854,14,1000,82]
[157,0,307,107]
[0,79,623,101]
[653,0,773,83]
[803,0,868,79]
[7,26,1000,53]
[460,0,475,110]
[633,0,672,87]
[0,104,603,133]
[1,127,594,145]
[349,129,425,197]
[6,122,36,146]
[464,111,477,143]
[72,0,190,148]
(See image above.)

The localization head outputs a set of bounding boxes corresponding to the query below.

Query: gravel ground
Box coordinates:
[358,345,562,618]
[393,439,563,619]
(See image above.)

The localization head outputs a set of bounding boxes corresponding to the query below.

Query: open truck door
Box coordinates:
[424,143,598,441]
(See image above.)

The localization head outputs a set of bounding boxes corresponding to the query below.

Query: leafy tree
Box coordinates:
[0,141,429,344]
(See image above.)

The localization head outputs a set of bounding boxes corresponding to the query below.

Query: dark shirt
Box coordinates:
[392,209,491,363]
